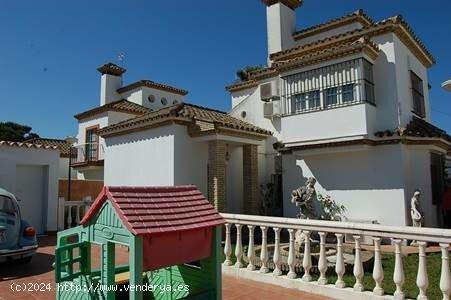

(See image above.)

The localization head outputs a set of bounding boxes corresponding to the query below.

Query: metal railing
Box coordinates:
[70,143,104,164]
[221,213,451,300]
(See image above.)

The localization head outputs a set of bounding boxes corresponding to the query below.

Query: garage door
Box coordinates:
[15,165,46,234]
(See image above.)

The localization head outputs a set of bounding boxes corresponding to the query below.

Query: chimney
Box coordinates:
[97,63,126,105]
[262,0,302,60]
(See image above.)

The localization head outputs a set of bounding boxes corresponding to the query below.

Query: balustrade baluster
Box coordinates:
[273,227,282,276]
[247,225,256,271]
[393,239,405,300]
[372,237,384,296]
[234,224,243,268]
[287,228,297,279]
[317,232,327,285]
[440,243,450,300]
[223,223,233,266]
[75,206,81,224]
[66,206,73,228]
[353,235,364,292]
[302,230,312,282]
[335,233,345,288]
[416,241,428,300]
[260,226,269,273]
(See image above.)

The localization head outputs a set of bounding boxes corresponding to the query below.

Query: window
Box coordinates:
[411,71,425,117]
[147,95,155,103]
[0,196,17,215]
[291,90,320,112]
[161,97,168,105]
[173,99,178,105]
[85,127,99,161]
[342,84,354,103]
[308,90,321,109]
[325,88,338,107]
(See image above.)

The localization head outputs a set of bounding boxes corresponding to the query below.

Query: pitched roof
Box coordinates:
[97,102,272,138]
[74,99,150,120]
[273,13,435,67]
[293,9,374,40]
[80,185,225,236]
[97,62,126,76]
[0,140,59,151]
[25,138,72,157]
[375,116,451,143]
[117,80,188,96]
[226,37,379,92]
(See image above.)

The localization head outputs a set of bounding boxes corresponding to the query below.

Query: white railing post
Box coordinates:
[66,204,72,228]
[353,235,364,292]
[273,227,282,276]
[247,225,256,271]
[318,232,328,285]
[372,237,384,296]
[287,228,297,279]
[416,241,428,300]
[440,243,451,300]
[82,196,92,216]
[302,230,312,282]
[75,205,81,225]
[223,223,233,266]
[234,224,243,268]
[393,239,405,300]
[260,226,269,273]
[335,233,345,288]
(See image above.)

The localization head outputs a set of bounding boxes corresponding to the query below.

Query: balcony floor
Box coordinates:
[0,236,329,300]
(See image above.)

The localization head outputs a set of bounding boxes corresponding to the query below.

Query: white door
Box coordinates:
[15,165,45,234]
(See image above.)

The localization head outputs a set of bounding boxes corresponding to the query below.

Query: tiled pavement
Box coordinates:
[0,236,330,300]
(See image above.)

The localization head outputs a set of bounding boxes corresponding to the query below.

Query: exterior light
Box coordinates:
[442,80,451,92]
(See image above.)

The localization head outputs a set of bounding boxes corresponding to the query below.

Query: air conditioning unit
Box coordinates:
[260,82,279,102]
[264,101,281,119]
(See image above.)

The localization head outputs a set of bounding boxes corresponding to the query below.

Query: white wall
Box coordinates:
[104,125,176,186]
[100,74,122,105]
[281,103,371,144]
[266,3,296,56]
[120,86,185,111]
[0,146,59,232]
[282,144,408,226]
[58,157,78,179]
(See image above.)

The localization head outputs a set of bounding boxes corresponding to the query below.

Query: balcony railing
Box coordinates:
[70,143,104,165]
[221,213,451,300]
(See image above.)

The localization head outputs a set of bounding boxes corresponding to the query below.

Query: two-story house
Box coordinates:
[225,0,450,226]
[72,63,188,180]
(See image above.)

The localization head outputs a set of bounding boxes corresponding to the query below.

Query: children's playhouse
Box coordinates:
[54,185,225,300]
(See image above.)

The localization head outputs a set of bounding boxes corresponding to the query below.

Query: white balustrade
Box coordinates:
[393,239,405,300]
[302,230,312,282]
[372,237,384,296]
[223,223,233,266]
[259,226,269,273]
[247,225,256,271]
[234,224,243,268]
[58,196,93,230]
[220,213,451,300]
[273,227,282,276]
[416,241,428,300]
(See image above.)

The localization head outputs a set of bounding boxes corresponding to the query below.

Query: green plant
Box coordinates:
[317,193,346,221]
[236,65,265,82]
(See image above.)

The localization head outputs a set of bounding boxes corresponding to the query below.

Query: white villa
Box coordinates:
[72,0,451,228]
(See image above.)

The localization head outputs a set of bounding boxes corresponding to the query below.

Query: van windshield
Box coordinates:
[0,196,17,215]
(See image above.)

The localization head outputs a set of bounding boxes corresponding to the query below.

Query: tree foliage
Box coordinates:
[0,122,39,142]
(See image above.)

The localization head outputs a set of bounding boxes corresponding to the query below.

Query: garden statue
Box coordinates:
[410,190,424,227]
[291,177,317,219]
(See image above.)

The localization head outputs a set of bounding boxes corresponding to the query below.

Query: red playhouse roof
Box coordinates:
[80,185,225,235]
[80,186,225,270]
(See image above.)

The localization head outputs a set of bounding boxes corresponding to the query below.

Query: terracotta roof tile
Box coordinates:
[25,138,72,157]
[97,62,126,76]
[397,117,451,142]
[74,99,150,120]
[97,102,272,138]
[117,80,188,96]
[261,0,302,10]
[80,185,225,236]
[0,140,59,151]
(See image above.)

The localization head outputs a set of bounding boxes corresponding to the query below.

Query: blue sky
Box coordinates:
[0,0,450,139]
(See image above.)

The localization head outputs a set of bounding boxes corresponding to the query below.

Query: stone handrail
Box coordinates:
[58,196,93,230]
[221,213,451,300]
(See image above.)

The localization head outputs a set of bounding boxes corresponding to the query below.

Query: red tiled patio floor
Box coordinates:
[0,236,329,300]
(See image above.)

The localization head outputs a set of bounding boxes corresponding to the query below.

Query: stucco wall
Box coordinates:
[0,146,59,232]
[282,144,408,226]
[120,86,185,111]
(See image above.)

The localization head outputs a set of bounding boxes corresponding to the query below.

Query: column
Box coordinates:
[243,144,259,215]
[208,140,227,211]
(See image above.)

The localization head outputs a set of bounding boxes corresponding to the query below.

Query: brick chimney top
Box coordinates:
[97,63,126,76]
[261,0,303,10]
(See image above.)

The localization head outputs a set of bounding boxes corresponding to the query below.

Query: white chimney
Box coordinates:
[97,63,126,105]
[262,0,302,60]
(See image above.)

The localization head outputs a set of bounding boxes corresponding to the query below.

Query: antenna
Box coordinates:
[117,52,125,85]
